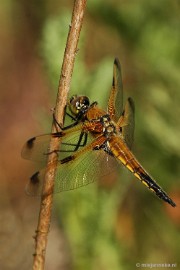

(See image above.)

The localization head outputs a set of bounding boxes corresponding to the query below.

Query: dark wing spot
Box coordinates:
[114,57,121,71]
[127,97,135,113]
[26,137,36,149]
[30,171,40,185]
[112,76,115,87]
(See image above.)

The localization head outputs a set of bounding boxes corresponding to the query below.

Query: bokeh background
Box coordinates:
[0,1,179,269]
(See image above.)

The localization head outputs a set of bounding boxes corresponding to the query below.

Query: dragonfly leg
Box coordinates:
[65,111,77,121]
[53,111,81,131]
[74,131,88,151]
[60,134,107,164]
[53,112,63,131]
[55,131,88,153]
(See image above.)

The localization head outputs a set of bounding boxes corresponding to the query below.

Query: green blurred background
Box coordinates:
[0,1,179,269]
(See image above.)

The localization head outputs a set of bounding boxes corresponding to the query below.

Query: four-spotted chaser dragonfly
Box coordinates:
[21,58,176,207]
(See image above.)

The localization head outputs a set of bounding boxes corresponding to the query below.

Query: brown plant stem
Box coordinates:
[33,1,87,269]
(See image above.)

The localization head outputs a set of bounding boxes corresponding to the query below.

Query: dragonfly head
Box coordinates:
[68,95,90,117]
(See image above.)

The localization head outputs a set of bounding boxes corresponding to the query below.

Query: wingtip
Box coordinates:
[127,97,135,113]
[30,171,40,184]
[21,137,36,159]
[114,57,120,67]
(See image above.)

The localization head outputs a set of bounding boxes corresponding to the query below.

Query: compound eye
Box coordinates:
[82,96,90,107]
[69,95,77,105]
[68,95,90,116]
[68,95,79,115]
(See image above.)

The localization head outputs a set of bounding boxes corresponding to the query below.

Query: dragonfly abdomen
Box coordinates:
[135,170,176,207]
[109,136,176,207]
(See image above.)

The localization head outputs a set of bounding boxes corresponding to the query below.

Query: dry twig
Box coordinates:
[33,1,87,269]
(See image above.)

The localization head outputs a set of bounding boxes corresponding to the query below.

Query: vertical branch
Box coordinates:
[33,1,87,269]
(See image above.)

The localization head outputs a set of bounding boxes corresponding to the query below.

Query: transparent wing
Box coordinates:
[21,123,85,162]
[25,136,118,196]
[21,134,53,162]
[55,147,117,192]
[119,97,135,149]
[108,58,123,121]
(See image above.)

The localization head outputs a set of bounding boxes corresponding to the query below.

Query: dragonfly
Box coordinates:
[21,58,176,207]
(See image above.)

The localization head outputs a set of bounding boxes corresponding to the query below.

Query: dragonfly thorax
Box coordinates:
[100,114,116,138]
